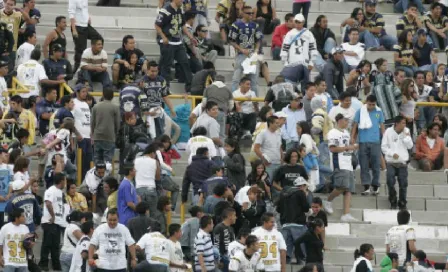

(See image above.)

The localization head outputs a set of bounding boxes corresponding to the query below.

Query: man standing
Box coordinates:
[68,0,102,73]
[7,95,36,146]
[381,116,413,209]
[39,173,66,271]
[194,215,215,272]
[155,0,195,92]
[0,21,13,62]
[135,224,171,272]
[88,208,137,272]
[91,87,120,164]
[302,82,316,122]
[168,223,191,272]
[341,28,365,73]
[280,14,318,91]
[42,16,67,58]
[321,47,345,100]
[233,77,258,135]
[228,235,263,272]
[385,210,417,267]
[16,30,36,67]
[79,39,111,88]
[213,208,236,271]
[117,163,138,225]
[53,95,74,129]
[190,101,223,148]
[112,35,148,86]
[36,89,57,137]
[0,61,8,114]
[251,212,287,272]
[351,95,385,196]
[17,0,40,48]
[271,13,294,60]
[281,94,306,150]
[229,5,263,94]
[323,114,359,222]
[329,91,356,130]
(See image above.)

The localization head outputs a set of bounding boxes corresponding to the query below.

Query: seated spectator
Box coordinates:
[302,83,316,122]
[53,95,74,129]
[272,13,294,61]
[361,0,397,50]
[112,35,147,86]
[253,0,280,34]
[264,76,298,112]
[16,30,36,67]
[396,3,424,39]
[425,3,448,50]
[184,0,209,30]
[233,77,258,135]
[182,11,203,78]
[415,71,434,128]
[321,47,345,99]
[394,29,417,77]
[66,180,88,212]
[42,16,67,59]
[217,0,244,42]
[190,62,216,96]
[78,38,111,89]
[432,114,448,146]
[415,122,445,171]
[414,29,437,73]
[346,60,372,101]
[194,25,218,66]
[6,95,36,146]
[341,8,365,43]
[394,0,425,15]
[281,95,306,150]
[117,51,143,87]
[380,253,399,272]
[341,28,366,73]
[42,44,73,90]
[310,15,337,71]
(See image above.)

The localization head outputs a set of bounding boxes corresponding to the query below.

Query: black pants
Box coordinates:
[292,2,311,28]
[72,25,102,73]
[159,43,192,92]
[39,223,62,269]
[242,112,257,133]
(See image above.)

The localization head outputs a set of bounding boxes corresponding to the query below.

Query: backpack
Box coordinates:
[120,85,149,121]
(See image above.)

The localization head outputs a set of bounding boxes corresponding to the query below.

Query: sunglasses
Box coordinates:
[294,20,304,23]
[245,12,254,15]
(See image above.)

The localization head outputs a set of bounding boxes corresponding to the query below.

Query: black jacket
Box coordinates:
[309,27,336,57]
[321,59,344,99]
[243,200,266,229]
[294,229,324,263]
[182,155,215,202]
[0,22,14,54]
[223,152,246,191]
[276,187,310,225]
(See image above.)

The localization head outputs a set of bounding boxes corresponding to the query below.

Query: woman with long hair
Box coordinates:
[224,138,246,191]
[346,60,372,101]
[433,114,448,145]
[394,29,417,77]
[311,15,337,69]
[294,219,325,266]
[400,78,418,134]
[242,185,267,229]
[13,156,32,193]
[253,0,280,34]
[341,8,365,43]
[246,159,271,200]
[103,177,119,210]
[351,244,375,272]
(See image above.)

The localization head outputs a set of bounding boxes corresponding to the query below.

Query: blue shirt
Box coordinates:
[42,58,73,81]
[117,178,138,225]
[5,193,41,232]
[54,107,74,129]
[36,99,58,135]
[0,168,11,212]
[353,108,385,143]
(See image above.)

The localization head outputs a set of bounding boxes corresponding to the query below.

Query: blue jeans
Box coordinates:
[94,140,115,164]
[386,163,408,207]
[221,255,230,272]
[285,140,299,151]
[280,224,308,262]
[342,58,357,74]
[360,31,397,50]
[232,54,258,95]
[280,64,310,93]
[418,64,436,74]
[317,142,331,190]
[78,138,93,181]
[272,47,281,60]
[137,187,158,218]
[358,143,381,187]
[265,163,280,184]
[60,252,73,272]
[81,70,111,88]
[394,0,425,14]
[217,110,227,142]
[3,267,28,272]
[314,38,337,72]
[430,30,448,49]
[396,65,417,77]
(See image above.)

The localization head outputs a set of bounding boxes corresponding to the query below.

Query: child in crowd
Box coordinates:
[308,197,328,246]
[299,144,319,192]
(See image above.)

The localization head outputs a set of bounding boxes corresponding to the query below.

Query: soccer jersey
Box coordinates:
[137,231,170,265]
[251,227,286,272]
[0,222,30,267]
[5,193,41,232]
[228,20,263,51]
[69,235,91,272]
[16,42,35,66]
[83,165,112,195]
[229,250,263,272]
[155,5,185,44]
[72,98,91,139]
[168,239,184,272]
[0,76,7,110]
[186,136,217,164]
[327,128,353,171]
[228,240,245,259]
[13,171,31,194]
[45,128,71,166]
[41,185,65,226]
[16,60,48,98]
[0,10,23,51]
[385,225,416,266]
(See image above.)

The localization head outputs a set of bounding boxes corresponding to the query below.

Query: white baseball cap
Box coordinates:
[12,180,26,191]
[294,14,306,22]
[293,176,309,187]
[274,111,288,118]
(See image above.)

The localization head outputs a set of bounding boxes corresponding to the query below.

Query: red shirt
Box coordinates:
[272,23,291,49]
[161,148,181,166]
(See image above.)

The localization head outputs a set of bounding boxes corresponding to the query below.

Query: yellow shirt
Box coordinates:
[0,10,23,51]
[2,108,36,145]
[66,192,88,212]
[107,191,118,209]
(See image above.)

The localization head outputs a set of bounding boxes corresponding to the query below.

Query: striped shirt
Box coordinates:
[194,229,215,272]
[80,48,108,69]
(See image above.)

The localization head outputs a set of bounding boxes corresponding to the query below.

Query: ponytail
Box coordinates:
[307,218,324,232]
[354,243,374,260]
[66,210,83,223]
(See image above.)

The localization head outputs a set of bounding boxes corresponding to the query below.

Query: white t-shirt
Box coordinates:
[90,223,135,270]
[83,164,112,194]
[234,186,250,207]
[16,60,47,98]
[233,89,256,114]
[70,235,91,272]
[385,225,416,265]
[72,98,91,139]
[41,185,65,226]
[251,227,286,272]
[46,128,71,166]
[0,223,30,267]
[327,128,353,171]
[168,239,185,272]
[228,250,263,272]
[0,76,8,110]
[254,129,282,164]
[341,42,365,66]
[228,240,246,259]
[134,156,157,189]
[13,171,31,194]
[186,135,217,164]
[427,137,435,149]
[16,42,35,67]
[61,223,81,254]
[328,105,356,130]
[137,232,171,265]
[192,103,202,117]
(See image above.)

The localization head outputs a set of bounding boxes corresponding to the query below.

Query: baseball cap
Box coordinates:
[96,161,107,169]
[365,0,377,5]
[0,60,8,68]
[52,43,64,52]
[74,83,92,92]
[291,92,303,100]
[331,46,345,55]
[335,113,347,122]
[294,13,306,22]
[274,111,288,118]
[293,176,309,187]
[12,179,26,191]
[417,28,427,36]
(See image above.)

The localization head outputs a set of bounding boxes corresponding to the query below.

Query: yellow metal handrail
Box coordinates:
[9,77,29,95]
[59,82,74,98]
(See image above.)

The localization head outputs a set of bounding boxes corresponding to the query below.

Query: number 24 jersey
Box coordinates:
[251,227,287,271]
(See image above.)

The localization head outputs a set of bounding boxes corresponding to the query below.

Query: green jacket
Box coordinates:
[380,255,393,272]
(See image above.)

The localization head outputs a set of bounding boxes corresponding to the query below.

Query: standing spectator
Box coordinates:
[329,92,356,130]
[251,212,287,272]
[223,138,246,191]
[7,95,36,146]
[414,29,437,73]
[194,215,215,272]
[351,244,375,272]
[273,148,309,192]
[190,101,223,148]
[323,113,359,222]
[396,4,423,39]
[36,89,57,137]
[182,11,202,80]
[415,71,433,129]
[229,5,263,94]
[0,21,14,62]
[38,172,66,271]
[68,0,102,73]
[79,162,111,214]
[59,211,86,272]
[79,39,111,88]
[199,166,229,205]
[168,224,191,271]
[180,206,204,262]
[399,79,417,133]
[281,95,306,150]
[16,30,36,67]
[17,0,40,47]
[127,202,161,249]
[72,83,92,180]
[272,13,294,60]
[213,208,236,270]
[292,0,310,27]
[155,0,195,92]
[253,116,283,184]
[152,196,171,236]
[310,15,337,71]
[186,127,217,164]
[112,35,148,86]
[134,222,170,272]
[381,116,413,209]
[415,123,445,171]
[88,209,137,271]
[351,95,385,195]
[135,143,161,217]
[42,16,67,59]
[280,14,318,90]
[202,75,233,141]
[91,87,120,164]
[70,221,94,272]
[425,3,448,50]
[321,47,345,99]
[341,28,366,73]
[253,0,280,35]
[233,77,258,135]
[394,30,417,77]
[293,219,325,267]
[385,210,417,267]
[43,44,73,89]
[104,177,118,210]
[362,0,397,50]
[264,77,297,112]
[303,82,316,122]
[228,235,262,272]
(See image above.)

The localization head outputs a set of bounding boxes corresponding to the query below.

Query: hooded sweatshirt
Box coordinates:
[182,155,215,202]
[380,255,394,272]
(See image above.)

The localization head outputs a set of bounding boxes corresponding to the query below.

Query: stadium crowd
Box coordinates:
[0,0,448,271]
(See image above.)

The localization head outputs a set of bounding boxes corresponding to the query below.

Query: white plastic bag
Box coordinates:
[242,54,258,75]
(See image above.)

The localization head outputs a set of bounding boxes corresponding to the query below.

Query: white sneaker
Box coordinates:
[323,200,334,215]
[371,187,380,195]
[341,213,359,222]
[361,188,371,195]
